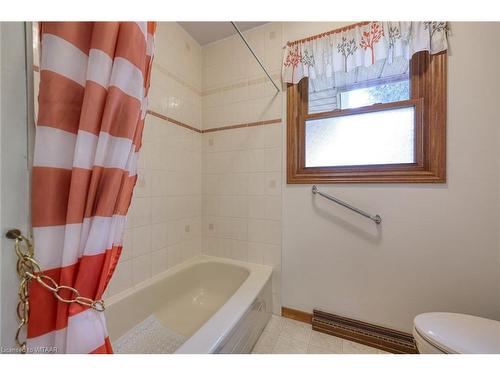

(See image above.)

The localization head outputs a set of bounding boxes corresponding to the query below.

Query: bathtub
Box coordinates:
[105,255,273,353]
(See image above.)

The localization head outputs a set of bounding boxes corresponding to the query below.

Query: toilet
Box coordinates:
[413,312,500,354]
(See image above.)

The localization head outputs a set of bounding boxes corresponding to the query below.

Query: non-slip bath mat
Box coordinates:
[113,315,187,354]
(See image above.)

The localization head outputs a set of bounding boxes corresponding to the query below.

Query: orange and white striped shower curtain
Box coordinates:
[28,22,155,354]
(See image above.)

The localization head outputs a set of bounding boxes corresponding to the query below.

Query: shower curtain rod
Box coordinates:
[230,22,280,93]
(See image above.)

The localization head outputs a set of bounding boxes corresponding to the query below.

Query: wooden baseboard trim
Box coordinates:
[281,306,418,354]
[313,309,418,354]
[281,307,312,324]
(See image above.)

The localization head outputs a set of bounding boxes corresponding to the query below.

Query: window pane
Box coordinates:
[308,56,410,114]
[340,79,409,109]
[305,107,415,167]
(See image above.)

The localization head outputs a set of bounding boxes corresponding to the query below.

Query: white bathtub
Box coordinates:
[105,255,273,353]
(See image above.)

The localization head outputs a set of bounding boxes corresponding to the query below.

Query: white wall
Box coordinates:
[281,22,500,332]
[168,21,500,329]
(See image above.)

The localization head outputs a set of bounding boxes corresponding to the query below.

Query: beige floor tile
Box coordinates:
[272,335,308,354]
[280,319,311,343]
[251,316,387,355]
[307,343,342,354]
[309,330,343,353]
[342,340,380,354]
[251,340,274,354]
[254,331,279,348]
[263,315,284,336]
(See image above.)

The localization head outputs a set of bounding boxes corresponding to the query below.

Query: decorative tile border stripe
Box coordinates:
[147,110,281,134]
[147,110,202,133]
[34,64,281,135]
[202,119,282,133]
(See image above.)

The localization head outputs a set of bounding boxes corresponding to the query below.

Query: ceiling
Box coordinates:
[178,22,268,46]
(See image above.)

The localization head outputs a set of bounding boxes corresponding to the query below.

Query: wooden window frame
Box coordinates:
[287,51,447,184]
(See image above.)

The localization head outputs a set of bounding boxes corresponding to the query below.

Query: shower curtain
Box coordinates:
[28,22,155,354]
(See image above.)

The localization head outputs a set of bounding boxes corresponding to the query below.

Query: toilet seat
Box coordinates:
[413,326,450,354]
[414,312,500,354]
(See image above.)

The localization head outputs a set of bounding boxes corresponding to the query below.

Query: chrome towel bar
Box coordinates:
[312,185,382,224]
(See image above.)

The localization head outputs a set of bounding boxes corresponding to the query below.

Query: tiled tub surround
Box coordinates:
[108,22,285,302]
[106,22,203,296]
[202,124,282,314]
[148,23,202,130]
[201,23,282,130]
[107,115,203,295]
[109,116,284,297]
[201,23,284,315]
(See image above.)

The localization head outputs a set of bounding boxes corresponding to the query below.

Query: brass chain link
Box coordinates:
[6,229,106,354]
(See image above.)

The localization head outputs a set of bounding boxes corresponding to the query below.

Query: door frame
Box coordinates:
[0,21,34,351]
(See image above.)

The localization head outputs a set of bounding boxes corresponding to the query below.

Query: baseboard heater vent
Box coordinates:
[312,309,418,354]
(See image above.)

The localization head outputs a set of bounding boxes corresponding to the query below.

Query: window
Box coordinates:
[287,51,447,183]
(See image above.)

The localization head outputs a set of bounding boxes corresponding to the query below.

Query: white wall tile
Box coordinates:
[134,169,151,198]
[132,254,152,285]
[248,219,281,245]
[151,170,169,197]
[248,196,281,220]
[108,259,133,295]
[127,197,152,228]
[152,197,169,224]
[247,242,265,264]
[132,225,152,258]
[110,23,283,317]
[152,248,168,275]
[200,27,284,315]
[108,22,203,299]
[263,172,281,196]
[167,243,182,268]
[151,222,169,251]
[120,229,133,262]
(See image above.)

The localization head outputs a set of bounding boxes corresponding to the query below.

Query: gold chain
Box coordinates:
[6,229,105,354]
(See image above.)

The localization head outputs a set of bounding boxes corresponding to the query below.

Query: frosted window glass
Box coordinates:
[305,107,415,167]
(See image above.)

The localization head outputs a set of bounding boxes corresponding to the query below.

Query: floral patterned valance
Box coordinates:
[282,22,449,84]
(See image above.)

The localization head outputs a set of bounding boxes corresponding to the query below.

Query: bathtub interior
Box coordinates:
[154,262,250,337]
[106,260,251,349]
